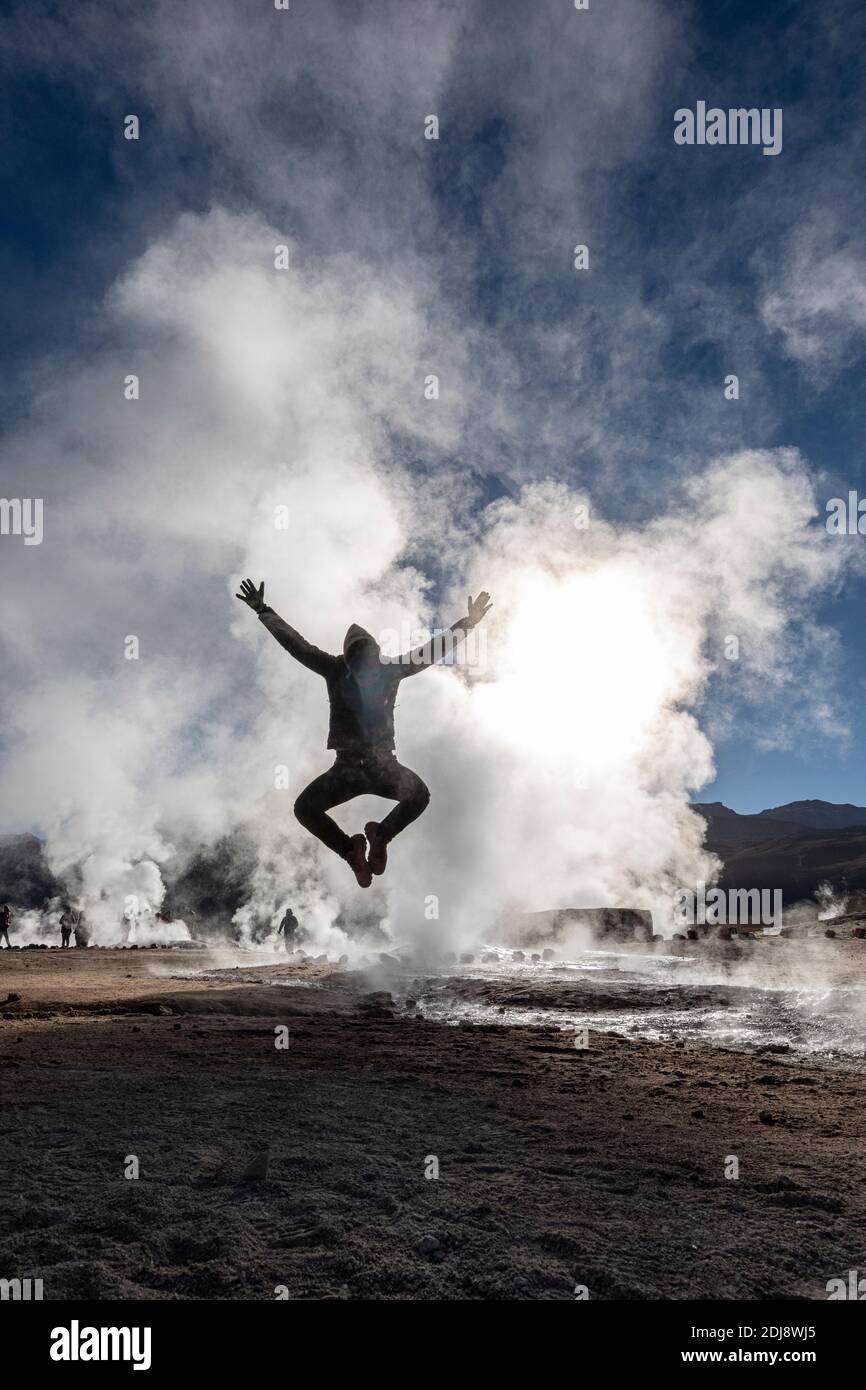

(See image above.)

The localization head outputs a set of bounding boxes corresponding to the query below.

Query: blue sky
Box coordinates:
[2,0,866,821]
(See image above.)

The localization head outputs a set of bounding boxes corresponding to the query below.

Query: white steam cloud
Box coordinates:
[0,206,853,950]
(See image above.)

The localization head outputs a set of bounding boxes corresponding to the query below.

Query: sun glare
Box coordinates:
[476,564,679,776]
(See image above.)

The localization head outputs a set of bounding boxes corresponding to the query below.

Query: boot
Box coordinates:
[344,833,373,888]
[365,821,388,876]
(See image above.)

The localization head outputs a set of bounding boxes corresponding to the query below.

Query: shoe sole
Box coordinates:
[346,834,372,888]
[365,821,387,875]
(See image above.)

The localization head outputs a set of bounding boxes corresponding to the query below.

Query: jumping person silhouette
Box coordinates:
[236,579,492,886]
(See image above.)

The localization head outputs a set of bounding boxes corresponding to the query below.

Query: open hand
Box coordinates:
[468,591,492,625]
[236,578,265,612]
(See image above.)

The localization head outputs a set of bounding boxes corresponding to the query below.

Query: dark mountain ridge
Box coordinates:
[2,801,864,916]
[691,801,866,905]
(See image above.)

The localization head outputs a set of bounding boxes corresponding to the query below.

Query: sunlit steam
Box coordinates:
[478,565,686,772]
[0,210,852,952]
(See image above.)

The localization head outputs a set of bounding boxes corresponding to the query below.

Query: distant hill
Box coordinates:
[757,800,866,831]
[692,801,866,905]
[4,800,865,918]
[691,802,813,848]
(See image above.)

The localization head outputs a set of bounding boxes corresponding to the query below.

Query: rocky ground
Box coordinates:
[0,945,864,1300]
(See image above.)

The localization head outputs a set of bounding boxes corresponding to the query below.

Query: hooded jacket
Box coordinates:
[258,608,475,753]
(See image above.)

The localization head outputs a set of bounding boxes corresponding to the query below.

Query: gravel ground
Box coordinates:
[0,947,864,1300]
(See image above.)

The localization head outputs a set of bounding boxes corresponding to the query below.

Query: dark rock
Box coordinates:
[503,906,653,945]
[359,991,393,1009]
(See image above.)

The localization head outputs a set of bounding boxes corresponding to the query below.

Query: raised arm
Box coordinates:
[235,578,337,678]
[397,591,492,676]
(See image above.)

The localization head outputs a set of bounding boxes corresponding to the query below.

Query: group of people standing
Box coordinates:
[0,903,88,948]
[0,901,299,951]
[0,900,300,956]
[59,906,87,947]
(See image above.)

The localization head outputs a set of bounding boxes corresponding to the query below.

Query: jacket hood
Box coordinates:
[343,624,380,659]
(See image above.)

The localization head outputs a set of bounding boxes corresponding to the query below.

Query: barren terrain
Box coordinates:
[1,944,864,1300]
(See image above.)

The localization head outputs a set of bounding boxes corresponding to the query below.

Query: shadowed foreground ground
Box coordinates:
[0,949,863,1300]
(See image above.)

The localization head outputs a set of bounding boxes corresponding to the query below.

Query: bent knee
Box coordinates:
[412,779,431,811]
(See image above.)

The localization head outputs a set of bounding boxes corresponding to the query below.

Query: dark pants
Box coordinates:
[294,749,430,858]
[61,929,71,947]
[0,928,10,947]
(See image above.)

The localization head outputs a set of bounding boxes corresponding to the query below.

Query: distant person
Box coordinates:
[73,912,90,948]
[59,906,76,948]
[236,578,492,887]
[0,903,11,948]
[277,908,299,952]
